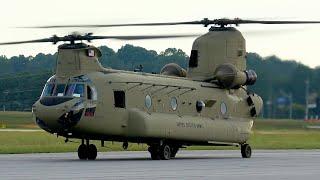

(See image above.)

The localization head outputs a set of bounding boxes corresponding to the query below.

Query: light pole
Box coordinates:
[289,93,293,119]
[1,90,9,128]
[279,90,293,119]
[305,80,309,120]
[2,90,9,112]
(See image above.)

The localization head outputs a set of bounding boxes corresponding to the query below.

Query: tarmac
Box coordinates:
[0,150,320,180]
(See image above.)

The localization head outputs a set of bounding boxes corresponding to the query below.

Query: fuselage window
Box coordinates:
[114,90,126,108]
[220,102,227,115]
[145,95,152,109]
[170,97,178,111]
[41,83,55,97]
[53,84,66,96]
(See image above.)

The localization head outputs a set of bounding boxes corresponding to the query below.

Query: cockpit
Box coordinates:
[34,75,98,134]
[40,75,97,101]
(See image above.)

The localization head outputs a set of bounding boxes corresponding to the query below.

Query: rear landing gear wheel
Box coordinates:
[241,144,252,158]
[87,144,97,160]
[78,144,88,160]
[159,144,171,160]
[148,144,172,160]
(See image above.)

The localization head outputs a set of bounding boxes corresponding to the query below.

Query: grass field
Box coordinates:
[0,111,36,129]
[1,111,320,154]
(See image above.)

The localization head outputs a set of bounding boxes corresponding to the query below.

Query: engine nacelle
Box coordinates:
[214,63,257,89]
[160,63,187,77]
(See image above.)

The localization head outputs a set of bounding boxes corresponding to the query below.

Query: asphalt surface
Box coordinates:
[0,150,320,180]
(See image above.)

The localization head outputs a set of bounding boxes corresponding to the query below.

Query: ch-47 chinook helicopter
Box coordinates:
[1,18,320,160]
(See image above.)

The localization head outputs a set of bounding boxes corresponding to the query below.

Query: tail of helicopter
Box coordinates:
[187,27,246,81]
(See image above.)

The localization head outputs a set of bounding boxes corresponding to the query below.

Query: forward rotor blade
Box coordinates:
[21,21,201,28]
[0,38,53,45]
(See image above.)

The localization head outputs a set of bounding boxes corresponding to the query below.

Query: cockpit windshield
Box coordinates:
[40,75,96,99]
[41,83,85,98]
[41,84,55,97]
[65,84,84,97]
[53,84,66,96]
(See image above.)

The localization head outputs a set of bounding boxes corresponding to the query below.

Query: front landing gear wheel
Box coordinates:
[78,144,88,160]
[159,144,171,160]
[241,144,252,158]
[87,144,97,160]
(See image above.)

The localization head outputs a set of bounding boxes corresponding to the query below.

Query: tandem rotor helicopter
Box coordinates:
[1,18,320,160]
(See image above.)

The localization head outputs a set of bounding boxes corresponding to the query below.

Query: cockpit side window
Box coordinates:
[41,84,55,97]
[87,85,98,100]
[53,84,66,96]
[87,86,92,100]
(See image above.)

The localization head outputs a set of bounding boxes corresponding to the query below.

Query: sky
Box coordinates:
[1,0,320,67]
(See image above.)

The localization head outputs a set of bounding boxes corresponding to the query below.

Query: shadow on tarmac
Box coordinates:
[35,155,241,163]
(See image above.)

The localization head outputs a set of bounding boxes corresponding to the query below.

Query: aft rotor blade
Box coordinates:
[0,34,199,46]
[233,20,320,25]
[22,18,320,28]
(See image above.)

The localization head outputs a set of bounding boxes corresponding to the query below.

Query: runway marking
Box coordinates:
[306,125,320,129]
[0,129,42,132]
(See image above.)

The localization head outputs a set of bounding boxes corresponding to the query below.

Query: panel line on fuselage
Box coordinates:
[107,81,196,91]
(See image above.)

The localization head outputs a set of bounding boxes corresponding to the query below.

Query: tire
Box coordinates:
[87,144,97,160]
[241,144,252,158]
[159,144,171,160]
[78,144,88,160]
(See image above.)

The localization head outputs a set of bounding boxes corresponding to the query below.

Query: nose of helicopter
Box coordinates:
[32,97,85,133]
